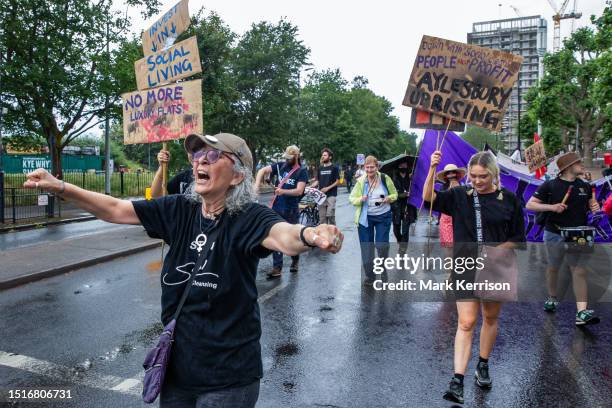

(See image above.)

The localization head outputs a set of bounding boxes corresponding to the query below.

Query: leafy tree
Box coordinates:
[3,133,46,153]
[397,130,418,155]
[229,19,310,168]
[297,70,408,165]
[178,9,237,135]
[299,69,350,163]
[461,126,504,152]
[0,0,161,177]
[525,6,611,166]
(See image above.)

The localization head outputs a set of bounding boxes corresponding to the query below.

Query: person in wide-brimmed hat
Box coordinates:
[527,151,601,326]
[435,164,466,249]
[436,164,466,183]
[22,132,343,406]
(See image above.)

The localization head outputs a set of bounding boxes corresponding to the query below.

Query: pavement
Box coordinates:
[1,205,96,233]
[0,224,161,290]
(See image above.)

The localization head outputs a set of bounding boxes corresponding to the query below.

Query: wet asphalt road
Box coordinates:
[1,192,611,407]
[0,220,126,251]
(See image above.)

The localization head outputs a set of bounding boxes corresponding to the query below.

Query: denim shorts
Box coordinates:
[543,230,581,268]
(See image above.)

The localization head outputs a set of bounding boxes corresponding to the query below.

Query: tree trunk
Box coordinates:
[560,127,569,148]
[582,127,593,168]
[53,142,63,179]
[44,128,63,179]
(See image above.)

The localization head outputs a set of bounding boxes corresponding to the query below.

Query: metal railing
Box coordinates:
[2,188,56,224]
[1,171,155,225]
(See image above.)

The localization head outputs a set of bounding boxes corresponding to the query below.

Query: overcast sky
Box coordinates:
[125,0,606,134]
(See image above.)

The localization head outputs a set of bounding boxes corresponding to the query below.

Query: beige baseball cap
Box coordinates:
[184,133,253,169]
[283,145,300,159]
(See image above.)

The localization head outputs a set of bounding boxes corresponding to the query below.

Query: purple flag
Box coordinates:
[408,129,612,242]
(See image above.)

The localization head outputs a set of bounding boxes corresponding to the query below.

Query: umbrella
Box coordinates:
[379,153,417,175]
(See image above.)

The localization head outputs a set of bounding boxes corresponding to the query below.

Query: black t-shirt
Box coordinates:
[533,177,593,233]
[167,169,193,195]
[317,164,340,197]
[270,161,308,210]
[432,186,525,245]
[132,196,283,391]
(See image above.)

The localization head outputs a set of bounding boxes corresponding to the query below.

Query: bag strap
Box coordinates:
[278,163,300,189]
[172,212,224,322]
[269,163,301,208]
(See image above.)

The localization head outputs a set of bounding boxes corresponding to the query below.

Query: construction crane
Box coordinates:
[570,0,579,33]
[547,0,582,51]
[510,5,523,17]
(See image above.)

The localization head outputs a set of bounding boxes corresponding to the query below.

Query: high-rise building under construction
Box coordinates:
[467,16,547,153]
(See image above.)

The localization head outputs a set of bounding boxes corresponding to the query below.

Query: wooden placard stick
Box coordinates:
[161,142,168,196]
[438,119,454,151]
[561,185,573,205]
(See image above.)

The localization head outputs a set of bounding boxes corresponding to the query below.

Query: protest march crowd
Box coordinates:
[17,1,611,406]
[23,133,611,406]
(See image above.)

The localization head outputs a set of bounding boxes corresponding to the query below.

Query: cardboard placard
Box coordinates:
[356,154,365,165]
[524,140,546,173]
[403,35,523,131]
[142,0,190,56]
[304,187,327,205]
[122,79,203,145]
[135,36,202,90]
[410,108,465,132]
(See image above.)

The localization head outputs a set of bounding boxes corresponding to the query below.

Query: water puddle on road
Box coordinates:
[275,342,299,357]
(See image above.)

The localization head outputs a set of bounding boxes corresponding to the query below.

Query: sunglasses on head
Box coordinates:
[192,148,235,165]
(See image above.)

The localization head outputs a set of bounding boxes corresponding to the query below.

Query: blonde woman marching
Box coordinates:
[423,150,525,404]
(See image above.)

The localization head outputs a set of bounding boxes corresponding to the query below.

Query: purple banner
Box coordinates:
[409,129,612,242]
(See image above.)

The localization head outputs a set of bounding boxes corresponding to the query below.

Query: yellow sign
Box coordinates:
[525,140,547,173]
[135,36,201,90]
[141,0,190,56]
[122,79,203,145]
[403,35,523,131]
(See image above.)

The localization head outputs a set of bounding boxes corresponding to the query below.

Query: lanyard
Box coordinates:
[366,175,379,197]
[472,189,484,247]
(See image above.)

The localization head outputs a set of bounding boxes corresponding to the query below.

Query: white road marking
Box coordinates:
[0,351,140,396]
[110,377,142,393]
[258,279,290,303]
[543,319,606,405]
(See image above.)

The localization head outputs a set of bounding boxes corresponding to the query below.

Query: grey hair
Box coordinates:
[186,158,256,215]
[468,151,502,189]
